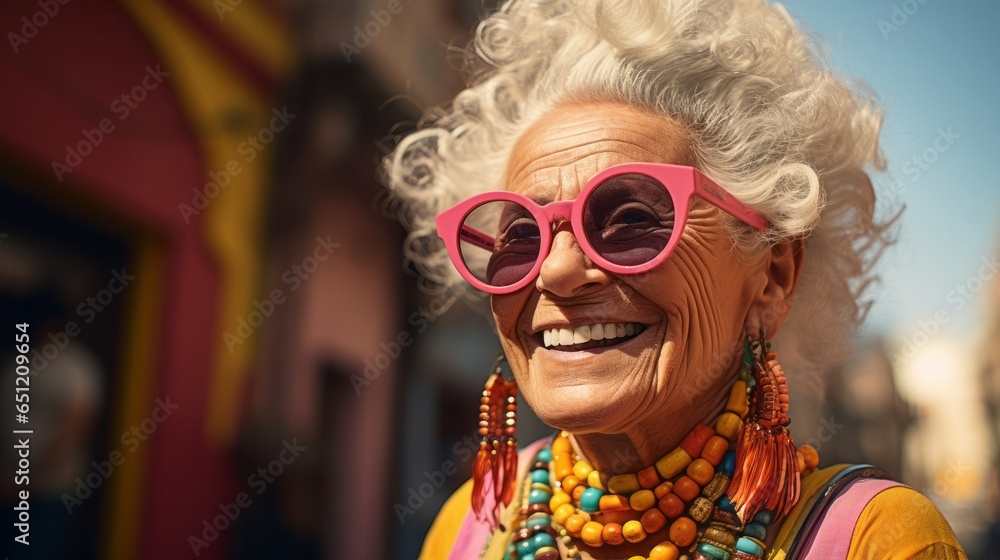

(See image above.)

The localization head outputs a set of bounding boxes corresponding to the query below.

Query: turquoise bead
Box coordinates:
[736,536,765,556]
[531,469,550,484]
[579,487,603,512]
[517,538,534,555]
[697,542,732,560]
[531,532,556,549]
[717,495,736,513]
[720,450,736,476]
[743,521,767,541]
[529,488,552,505]
[536,447,552,462]
[753,509,774,524]
[521,555,535,560]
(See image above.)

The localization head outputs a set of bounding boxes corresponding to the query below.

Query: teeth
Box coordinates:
[559,328,573,346]
[541,322,645,348]
[591,324,604,341]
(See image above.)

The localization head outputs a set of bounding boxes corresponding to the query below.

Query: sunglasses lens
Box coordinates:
[583,173,676,267]
[459,200,541,288]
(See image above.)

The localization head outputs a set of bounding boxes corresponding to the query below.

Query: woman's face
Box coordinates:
[492,102,773,435]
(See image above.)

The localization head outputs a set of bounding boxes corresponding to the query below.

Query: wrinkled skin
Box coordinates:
[492,101,804,478]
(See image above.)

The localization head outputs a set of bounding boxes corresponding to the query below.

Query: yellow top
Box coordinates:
[419,466,967,559]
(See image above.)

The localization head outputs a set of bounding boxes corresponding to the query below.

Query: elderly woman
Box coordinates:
[387,0,966,558]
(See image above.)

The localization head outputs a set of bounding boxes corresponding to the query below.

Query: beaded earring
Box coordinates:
[471,353,518,527]
[727,327,800,523]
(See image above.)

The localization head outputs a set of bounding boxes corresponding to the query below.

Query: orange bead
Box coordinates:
[701,435,729,466]
[640,508,667,534]
[673,476,700,502]
[687,458,715,486]
[602,522,625,545]
[565,514,587,537]
[657,493,685,518]
[668,516,697,547]
[572,484,586,501]
[648,541,680,560]
[796,451,807,473]
[552,435,572,454]
[679,424,715,457]
[622,520,647,544]
[653,480,674,499]
[554,455,573,480]
[638,466,661,489]
[581,521,605,547]
[562,474,582,493]
[599,494,631,513]
[799,444,820,469]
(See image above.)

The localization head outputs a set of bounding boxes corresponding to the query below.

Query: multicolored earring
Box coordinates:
[471,353,518,528]
[728,327,801,523]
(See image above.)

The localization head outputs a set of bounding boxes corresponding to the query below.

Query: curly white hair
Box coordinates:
[383,0,896,380]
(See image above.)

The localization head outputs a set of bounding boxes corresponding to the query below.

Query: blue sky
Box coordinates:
[781,0,1000,338]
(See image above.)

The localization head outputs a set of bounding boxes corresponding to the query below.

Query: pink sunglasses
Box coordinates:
[435,163,768,294]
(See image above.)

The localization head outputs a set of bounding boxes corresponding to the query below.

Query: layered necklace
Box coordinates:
[499,338,820,560]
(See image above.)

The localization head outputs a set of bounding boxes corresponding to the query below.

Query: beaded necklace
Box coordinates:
[504,375,820,560]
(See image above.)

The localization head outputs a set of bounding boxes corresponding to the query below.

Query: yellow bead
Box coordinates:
[607,473,642,495]
[627,557,646,560]
[629,489,656,512]
[549,491,571,512]
[715,411,743,441]
[553,503,576,524]
[655,448,693,479]
[587,469,608,491]
[581,521,605,547]
[726,380,749,418]
[573,460,595,481]
[622,519,647,544]
[649,541,680,560]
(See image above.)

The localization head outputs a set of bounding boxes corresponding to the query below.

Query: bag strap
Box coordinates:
[785,464,896,559]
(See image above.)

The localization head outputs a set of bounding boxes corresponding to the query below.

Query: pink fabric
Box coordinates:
[797,478,904,559]
[447,438,552,560]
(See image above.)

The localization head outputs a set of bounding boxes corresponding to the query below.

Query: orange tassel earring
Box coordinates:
[471,354,518,528]
[728,327,800,524]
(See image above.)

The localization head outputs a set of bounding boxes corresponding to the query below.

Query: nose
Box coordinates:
[535,224,613,298]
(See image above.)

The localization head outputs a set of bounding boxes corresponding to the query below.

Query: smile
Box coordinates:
[539,322,648,351]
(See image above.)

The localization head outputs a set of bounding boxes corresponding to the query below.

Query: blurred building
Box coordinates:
[1,0,295,558]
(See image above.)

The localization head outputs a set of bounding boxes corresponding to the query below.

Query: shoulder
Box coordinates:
[417,436,553,560]
[847,484,968,559]
[785,465,967,559]
[418,479,474,560]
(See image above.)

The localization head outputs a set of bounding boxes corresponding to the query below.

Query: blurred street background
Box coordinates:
[0,0,998,558]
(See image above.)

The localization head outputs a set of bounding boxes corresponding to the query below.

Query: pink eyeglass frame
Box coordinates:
[435,163,769,294]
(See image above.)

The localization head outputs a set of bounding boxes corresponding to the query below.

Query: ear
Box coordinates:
[746,238,805,335]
